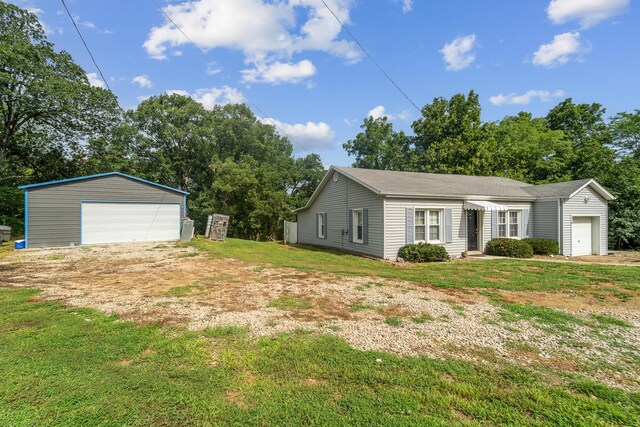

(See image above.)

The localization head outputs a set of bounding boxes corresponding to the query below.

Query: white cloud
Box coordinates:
[73,14,113,34]
[547,0,629,28]
[206,62,222,75]
[367,105,413,122]
[86,72,106,89]
[440,34,477,71]
[396,0,413,13]
[532,32,589,68]
[132,75,153,89]
[368,105,391,120]
[166,86,244,109]
[143,0,360,84]
[261,118,336,150]
[489,89,566,106]
[241,59,316,84]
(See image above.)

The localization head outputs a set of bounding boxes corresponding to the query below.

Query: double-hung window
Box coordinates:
[498,210,520,238]
[317,213,325,238]
[353,209,364,244]
[415,209,442,243]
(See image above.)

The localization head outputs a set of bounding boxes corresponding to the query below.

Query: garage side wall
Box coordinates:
[297,174,384,258]
[27,175,184,248]
[562,186,608,256]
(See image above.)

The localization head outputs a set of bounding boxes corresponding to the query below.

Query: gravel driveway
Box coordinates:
[1,242,639,390]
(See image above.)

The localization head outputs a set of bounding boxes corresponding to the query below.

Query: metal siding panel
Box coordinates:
[562,186,608,256]
[386,199,464,259]
[27,175,185,248]
[296,174,384,258]
[531,200,558,241]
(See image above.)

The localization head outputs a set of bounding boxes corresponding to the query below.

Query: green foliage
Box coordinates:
[522,238,559,255]
[398,243,449,262]
[591,314,631,328]
[610,109,640,159]
[2,288,639,425]
[486,238,534,258]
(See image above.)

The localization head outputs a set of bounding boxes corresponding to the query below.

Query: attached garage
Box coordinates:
[19,172,188,248]
[571,216,597,256]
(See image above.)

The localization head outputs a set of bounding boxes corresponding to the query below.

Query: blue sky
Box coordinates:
[11,0,640,166]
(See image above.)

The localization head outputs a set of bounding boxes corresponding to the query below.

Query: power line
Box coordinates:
[320,0,421,113]
[158,8,312,155]
[161,9,207,55]
[60,0,112,93]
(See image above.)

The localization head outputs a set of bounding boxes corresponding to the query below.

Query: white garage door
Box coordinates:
[82,202,180,245]
[572,217,593,256]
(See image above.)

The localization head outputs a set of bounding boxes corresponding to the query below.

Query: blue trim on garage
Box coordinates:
[18,172,189,195]
[24,190,29,248]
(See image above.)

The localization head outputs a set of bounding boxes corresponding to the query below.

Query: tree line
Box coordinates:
[2,3,639,247]
[344,92,640,249]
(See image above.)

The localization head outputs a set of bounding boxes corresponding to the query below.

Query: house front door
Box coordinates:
[467,210,478,251]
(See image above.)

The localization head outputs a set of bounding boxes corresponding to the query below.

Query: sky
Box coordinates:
[9,0,640,167]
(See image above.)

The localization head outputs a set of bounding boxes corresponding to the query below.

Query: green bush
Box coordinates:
[398,243,449,262]
[523,238,559,255]
[486,238,533,258]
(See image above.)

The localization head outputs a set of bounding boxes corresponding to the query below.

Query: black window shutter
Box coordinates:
[363,208,369,245]
[323,213,328,239]
[348,209,353,243]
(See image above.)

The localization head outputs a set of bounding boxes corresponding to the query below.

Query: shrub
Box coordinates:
[522,238,559,255]
[486,238,533,258]
[398,243,449,262]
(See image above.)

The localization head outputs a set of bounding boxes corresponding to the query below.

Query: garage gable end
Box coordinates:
[562,185,608,257]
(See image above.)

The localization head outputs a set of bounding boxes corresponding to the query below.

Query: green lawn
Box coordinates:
[1,288,639,426]
[190,238,640,293]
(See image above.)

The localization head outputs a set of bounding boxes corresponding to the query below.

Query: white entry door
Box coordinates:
[82,202,181,245]
[571,217,593,256]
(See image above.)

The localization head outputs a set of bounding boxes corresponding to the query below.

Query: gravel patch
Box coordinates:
[1,242,639,390]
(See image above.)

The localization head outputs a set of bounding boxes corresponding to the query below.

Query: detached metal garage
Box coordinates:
[19,172,188,248]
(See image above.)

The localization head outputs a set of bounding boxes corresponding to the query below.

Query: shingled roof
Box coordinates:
[333,167,535,200]
[295,167,614,212]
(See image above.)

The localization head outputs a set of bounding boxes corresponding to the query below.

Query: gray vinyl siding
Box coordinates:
[27,175,184,248]
[296,173,384,258]
[532,200,559,241]
[384,199,465,259]
[480,202,533,251]
[562,186,608,256]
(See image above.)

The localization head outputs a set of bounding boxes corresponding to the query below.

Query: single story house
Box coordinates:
[19,172,188,248]
[295,166,614,259]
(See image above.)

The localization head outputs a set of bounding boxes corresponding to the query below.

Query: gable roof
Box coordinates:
[333,166,536,200]
[522,178,614,200]
[296,166,614,212]
[18,172,189,195]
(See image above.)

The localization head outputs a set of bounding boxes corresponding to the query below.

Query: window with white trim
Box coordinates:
[415,209,442,243]
[353,209,363,244]
[317,213,325,238]
[498,210,520,238]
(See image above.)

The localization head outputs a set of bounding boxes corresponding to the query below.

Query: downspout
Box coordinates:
[24,189,29,248]
[557,198,562,255]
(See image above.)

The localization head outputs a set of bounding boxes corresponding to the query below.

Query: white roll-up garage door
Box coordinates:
[81,202,180,245]
[571,217,593,256]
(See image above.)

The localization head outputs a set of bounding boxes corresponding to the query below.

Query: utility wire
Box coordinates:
[320,0,421,113]
[158,8,312,155]
[161,9,207,55]
[60,0,113,93]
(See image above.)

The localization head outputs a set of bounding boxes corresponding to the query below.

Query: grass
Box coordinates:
[163,285,204,297]
[384,316,403,327]
[268,296,312,311]
[349,301,373,312]
[190,238,640,293]
[0,241,14,260]
[411,315,435,324]
[591,314,632,328]
[1,288,639,425]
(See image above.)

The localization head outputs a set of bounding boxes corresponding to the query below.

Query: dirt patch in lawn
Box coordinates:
[1,242,639,391]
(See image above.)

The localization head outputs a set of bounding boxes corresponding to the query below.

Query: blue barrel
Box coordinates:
[14,240,25,249]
